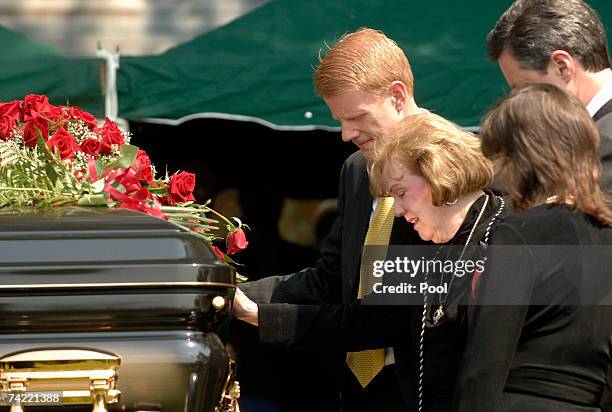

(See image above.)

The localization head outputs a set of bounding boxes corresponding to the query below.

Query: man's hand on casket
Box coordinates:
[233,287,259,326]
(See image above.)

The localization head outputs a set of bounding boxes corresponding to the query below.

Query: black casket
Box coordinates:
[0,208,239,412]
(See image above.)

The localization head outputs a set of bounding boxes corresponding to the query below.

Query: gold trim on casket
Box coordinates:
[0,281,235,290]
[0,348,121,411]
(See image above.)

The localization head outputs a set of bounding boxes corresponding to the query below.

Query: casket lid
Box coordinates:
[0,207,235,291]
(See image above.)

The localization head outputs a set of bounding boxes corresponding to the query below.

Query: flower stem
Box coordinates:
[0,186,54,193]
[205,207,236,229]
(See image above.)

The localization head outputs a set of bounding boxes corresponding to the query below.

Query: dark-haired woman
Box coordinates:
[453,84,612,412]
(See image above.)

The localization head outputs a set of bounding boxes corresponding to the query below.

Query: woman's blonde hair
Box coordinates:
[369,112,493,206]
[314,28,414,98]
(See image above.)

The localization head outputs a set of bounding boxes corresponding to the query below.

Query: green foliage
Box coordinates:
[0,141,77,209]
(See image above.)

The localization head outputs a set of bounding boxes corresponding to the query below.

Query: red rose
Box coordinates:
[46,105,68,122]
[135,150,154,185]
[99,117,125,155]
[167,171,196,205]
[0,116,14,140]
[0,100,23,123]
[157,195,170,206]
[212,246,225,260]
[47,127,81,160]
[23,94,52,122]
[69,106,98,129]
[80,138,101,157]
[22,119,49,148]
[226,228,248,255]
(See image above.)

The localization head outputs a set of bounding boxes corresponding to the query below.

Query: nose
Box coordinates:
[393,201,405,217]
[341,122,359,142]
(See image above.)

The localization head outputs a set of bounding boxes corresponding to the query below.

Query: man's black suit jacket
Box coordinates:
[592,97,612,412]
[593,97,612,194]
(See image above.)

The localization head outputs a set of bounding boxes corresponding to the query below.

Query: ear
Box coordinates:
[388,81,408,113]
[549,50,576,84]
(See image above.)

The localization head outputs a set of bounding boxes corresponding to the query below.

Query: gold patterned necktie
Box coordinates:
[347,196,395,388]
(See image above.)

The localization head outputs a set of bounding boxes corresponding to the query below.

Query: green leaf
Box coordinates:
[223,254,244,267]
[45,163,59,185]
[78,194,108,206]
[109,144,139,169]
[120,144,139,163]
[36,130,51,161]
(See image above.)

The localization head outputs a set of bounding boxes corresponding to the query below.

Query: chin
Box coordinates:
[418,230,445,244]
[360,147,374,160]
[416,230,433,242]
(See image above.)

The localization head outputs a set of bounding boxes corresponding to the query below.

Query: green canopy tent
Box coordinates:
[0,25,58,58]
[0,26,103,115]
[117,0,612,129]
[2,0,612,128]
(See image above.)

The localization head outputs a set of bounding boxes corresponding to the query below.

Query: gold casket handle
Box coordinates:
[215,358,240,412]
[0,348,121,412]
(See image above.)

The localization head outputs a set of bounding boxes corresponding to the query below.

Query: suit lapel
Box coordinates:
[343,153,373,301]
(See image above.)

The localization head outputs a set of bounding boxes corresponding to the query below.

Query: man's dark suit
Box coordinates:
[592,96,612,412]
[592,97,612,195]
[240,150,415,411]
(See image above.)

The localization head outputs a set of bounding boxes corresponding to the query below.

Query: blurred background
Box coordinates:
[0,0,270,56]
[1,1,611,410]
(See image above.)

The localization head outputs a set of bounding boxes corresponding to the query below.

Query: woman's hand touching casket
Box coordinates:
[233,287,259,326]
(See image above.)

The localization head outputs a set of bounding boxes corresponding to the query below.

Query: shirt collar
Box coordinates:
[586,79,612,117]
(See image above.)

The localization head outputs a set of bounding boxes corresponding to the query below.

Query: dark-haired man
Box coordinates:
[488,0,612,193]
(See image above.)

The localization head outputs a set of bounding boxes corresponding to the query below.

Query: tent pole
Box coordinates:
[96,45,120,122]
